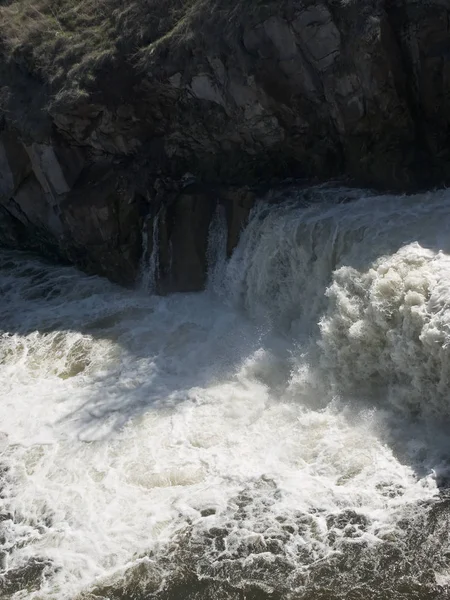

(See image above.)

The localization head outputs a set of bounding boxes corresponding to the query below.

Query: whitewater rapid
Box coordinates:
[1,186,450,599]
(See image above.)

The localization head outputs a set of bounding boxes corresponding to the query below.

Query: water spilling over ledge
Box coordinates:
[1,187,450,599]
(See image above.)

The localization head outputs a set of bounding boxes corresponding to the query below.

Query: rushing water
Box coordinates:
[2,186,450,599]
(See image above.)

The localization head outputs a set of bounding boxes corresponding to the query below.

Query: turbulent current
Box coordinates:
[2,186,450,599]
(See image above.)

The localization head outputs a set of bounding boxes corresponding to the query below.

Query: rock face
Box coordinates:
[0,0,449,290]
[140,184,256,294]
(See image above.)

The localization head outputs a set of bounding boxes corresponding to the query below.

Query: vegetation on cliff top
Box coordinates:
[0,0,187,103]
[0,0,273,106]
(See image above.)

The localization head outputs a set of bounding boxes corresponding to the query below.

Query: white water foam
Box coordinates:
[1,186,450,598]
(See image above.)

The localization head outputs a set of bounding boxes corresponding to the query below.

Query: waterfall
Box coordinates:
[1,185,450,599]
[219,186,450,419]
[139,212,160,293]
[206,202,228,293]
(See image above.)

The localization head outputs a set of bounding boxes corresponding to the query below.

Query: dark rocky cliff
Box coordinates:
[0,0,449,290]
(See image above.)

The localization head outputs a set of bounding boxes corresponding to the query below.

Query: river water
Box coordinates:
[1,186,450,599]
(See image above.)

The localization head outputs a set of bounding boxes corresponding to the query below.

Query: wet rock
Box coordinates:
[59,166,143,286]
[156,189,216,294]
[221,187,256,257]
[8,174,62,235]
[0,205,26,248]
[0,131,31,201]
[0,173,63,258]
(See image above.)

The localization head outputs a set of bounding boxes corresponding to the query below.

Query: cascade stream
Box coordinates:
[1,186,450,599]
